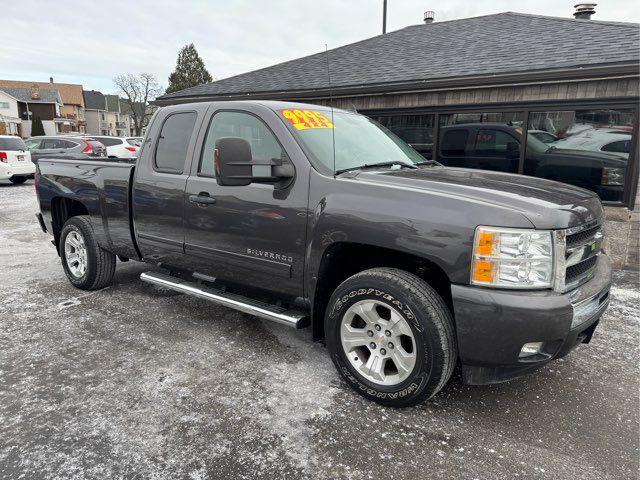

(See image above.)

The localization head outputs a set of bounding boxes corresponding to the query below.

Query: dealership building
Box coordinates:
[157,10,640,269]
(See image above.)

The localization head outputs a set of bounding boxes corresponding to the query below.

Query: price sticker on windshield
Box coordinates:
[280,109,334,130]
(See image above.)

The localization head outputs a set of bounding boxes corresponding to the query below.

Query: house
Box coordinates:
[0,86,63,137]
[0,78,85,133]
[0,90,21,135]
[82,90,107,135]
[156,9,640,269]
[104,94,128,136]
[119,99,150,136]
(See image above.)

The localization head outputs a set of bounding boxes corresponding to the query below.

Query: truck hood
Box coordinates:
[546,147,628,167]
[351,166,603,229]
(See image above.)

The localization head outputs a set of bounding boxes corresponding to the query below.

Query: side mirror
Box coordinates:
[214,136,295,188]
[214,137,252,186]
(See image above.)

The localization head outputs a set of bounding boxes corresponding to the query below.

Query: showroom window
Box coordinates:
[524,109,635,202]
[436,112,524,173]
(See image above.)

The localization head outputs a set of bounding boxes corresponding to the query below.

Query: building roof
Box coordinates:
[0,87,63,105]
[105,94,120,113]
[83,90,106,111]
[157,12,640,104]
[0,79,84,106]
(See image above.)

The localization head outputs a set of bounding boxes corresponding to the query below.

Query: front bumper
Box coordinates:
[0,162,36,180]
[451,254,612,385]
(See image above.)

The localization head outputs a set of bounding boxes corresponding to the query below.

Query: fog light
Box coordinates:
[519,342,544,358]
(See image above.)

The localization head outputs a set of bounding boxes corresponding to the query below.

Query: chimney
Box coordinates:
[424,11,434,24]
[49,76,54,83]
[573,3,596,20]
[30,84,40,100]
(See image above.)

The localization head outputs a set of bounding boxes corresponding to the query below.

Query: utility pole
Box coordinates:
[382,0,387,34]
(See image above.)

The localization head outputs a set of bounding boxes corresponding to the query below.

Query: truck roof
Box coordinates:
[160,99,352,115]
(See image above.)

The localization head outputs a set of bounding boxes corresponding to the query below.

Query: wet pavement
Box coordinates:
[1,180,638,479]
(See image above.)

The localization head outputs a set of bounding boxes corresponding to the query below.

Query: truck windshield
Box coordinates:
[280,109,426,174]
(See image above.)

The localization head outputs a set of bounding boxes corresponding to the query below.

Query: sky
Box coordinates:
[1,0,638,95]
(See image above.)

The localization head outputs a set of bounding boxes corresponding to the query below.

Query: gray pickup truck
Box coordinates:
[34,101,612,407]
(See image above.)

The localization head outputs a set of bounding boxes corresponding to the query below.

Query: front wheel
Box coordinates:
[9,176,27,184]
[325,268,457,407]
[60,216,116,290]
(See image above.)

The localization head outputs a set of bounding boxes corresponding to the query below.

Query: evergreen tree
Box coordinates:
[165,44,213,94]
[31,116,45,136]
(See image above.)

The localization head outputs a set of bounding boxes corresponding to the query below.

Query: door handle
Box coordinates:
[189,193,217,205]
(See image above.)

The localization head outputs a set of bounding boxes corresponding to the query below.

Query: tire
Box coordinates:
[325,267,456,407]
[9,176,27,184]
[59,216,116,290]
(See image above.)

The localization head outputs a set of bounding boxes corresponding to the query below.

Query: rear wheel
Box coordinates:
[9,176,27,184]
[325,267,456,407]
[60,216,116,290]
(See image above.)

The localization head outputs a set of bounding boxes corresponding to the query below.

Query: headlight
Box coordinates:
[471,226,554,289]
[601,167,624,186]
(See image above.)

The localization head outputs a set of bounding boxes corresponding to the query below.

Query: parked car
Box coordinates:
[83,135,140,159]
[437,123,626,202]
[528,129,559,144]
[0,135,34,184]
[35,101,611,407]
[127,137,143,147]
[549,128,632,159]
[26,136,107,161]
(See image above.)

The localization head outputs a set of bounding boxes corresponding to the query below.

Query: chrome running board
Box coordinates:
[140,271,309,329]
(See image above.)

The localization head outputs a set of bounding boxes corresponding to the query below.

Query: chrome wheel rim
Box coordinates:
[340,299,417,386]
[64,231,87,278]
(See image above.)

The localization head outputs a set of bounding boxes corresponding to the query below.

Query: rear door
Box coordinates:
[132,105,207,268]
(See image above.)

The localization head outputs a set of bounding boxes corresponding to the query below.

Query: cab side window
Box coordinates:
[154,112,197,174]
[199,111,283,177]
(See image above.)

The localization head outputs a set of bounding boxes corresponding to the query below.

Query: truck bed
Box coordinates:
[36,157,140,261]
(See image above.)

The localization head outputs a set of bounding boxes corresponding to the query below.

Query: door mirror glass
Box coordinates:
[214,137,252,186]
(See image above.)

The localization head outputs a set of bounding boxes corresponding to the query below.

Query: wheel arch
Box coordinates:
[311,242,453,341]
[50,197,91,253]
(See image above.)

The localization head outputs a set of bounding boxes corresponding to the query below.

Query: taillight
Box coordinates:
[82,141,92,154]
[0,152,7,163]
[124,146,137,152]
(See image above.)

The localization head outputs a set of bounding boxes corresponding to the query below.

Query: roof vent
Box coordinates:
[574,3,596,20]
[424,11,434,24]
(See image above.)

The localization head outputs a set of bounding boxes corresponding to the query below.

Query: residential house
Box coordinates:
[0,78,85,133]
[0,86,63,137]
[105,94,127,136]
[156,10,640,269]
[119,99,148,136]
[83,90,107,135]
[0,90,21,135]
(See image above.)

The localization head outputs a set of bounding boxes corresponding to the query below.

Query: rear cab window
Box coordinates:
[154,112,197,174]
[440,130,468,156]
[0,137,27,151]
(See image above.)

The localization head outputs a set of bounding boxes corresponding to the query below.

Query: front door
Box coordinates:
[183,109,308,298]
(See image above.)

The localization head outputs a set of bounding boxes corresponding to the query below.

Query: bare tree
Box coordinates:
[113,73,162,136]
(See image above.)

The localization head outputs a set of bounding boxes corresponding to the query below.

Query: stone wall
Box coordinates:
[604,189,640,270]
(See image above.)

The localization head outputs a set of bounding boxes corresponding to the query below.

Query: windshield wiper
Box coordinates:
[414,160,441,166]
[335,161,418,175]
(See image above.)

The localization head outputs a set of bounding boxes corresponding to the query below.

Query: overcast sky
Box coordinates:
[1,0,638,95]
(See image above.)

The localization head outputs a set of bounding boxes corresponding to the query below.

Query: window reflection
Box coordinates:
[525,109,634,202]
[373,114,435,159]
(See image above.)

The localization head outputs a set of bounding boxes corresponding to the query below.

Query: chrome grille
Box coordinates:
[556,221,603,292]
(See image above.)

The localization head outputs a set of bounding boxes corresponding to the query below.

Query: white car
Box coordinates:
[0,135,34,184]
[84,136,140,159]
[550,129,632,159]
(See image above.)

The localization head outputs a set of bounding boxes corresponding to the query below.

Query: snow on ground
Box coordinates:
[0,180,638,479]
